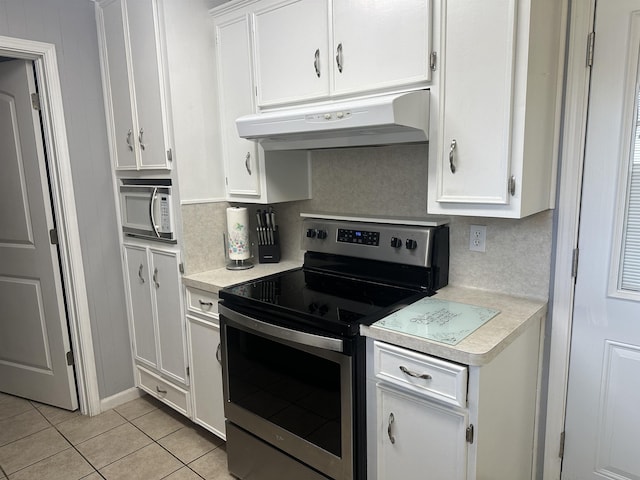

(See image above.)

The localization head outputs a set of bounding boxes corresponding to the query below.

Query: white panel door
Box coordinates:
[562,2,640,479]
[0,60,78,410]
[436,0,515,205]
[100,0,137,170]
[123,244,156,367]
[377,385,467,480]
[215,11,261,197]
[332,0,432,96]
[150,248,187,384]
[125,0,169,170]
[253,0,330,106]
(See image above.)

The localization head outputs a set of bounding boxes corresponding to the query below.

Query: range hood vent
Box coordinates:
[236,90,429,151]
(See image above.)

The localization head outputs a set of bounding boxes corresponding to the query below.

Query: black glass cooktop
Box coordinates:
[219,268,426,337]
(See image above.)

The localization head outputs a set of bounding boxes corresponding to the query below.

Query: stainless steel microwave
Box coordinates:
[119,179,176,243]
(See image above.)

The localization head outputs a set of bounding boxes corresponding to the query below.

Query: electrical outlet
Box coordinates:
[469,225,487,252]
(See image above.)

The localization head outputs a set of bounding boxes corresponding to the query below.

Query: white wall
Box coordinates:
[0,0,133,399]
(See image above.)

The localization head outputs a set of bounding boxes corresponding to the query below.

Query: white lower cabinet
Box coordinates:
[367,314,542,480]
[185,287,226,439]
[123,243,188,409]
[377,384,467,480]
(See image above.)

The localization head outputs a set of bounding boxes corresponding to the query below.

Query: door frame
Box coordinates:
[0,35,100,416]
[543,1,596,478]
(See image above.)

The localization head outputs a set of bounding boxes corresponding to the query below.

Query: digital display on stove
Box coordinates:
[337,228,380,246]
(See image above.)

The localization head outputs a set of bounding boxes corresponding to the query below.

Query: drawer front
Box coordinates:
[137,365,190,416]
[374,341,468,407]
[186,287,219,320]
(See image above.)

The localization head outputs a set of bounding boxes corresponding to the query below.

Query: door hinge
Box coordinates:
[66,350,74,366]
[559,431,565,459]
[49,228,59,245]
[586,31,595,67]
[167,148,173,162]
[466,424,474,444]
[429,51,437,71]
[225,176,228,186]
[179,262,184,274]
[571,248,579,279]
[31,93,41,110]
[186,366,190,377]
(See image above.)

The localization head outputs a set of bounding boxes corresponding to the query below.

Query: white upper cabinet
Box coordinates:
[215,10,262,197]
[253,0,433,108]
[332,0,432,96]
[428,0,564,218]
[213,4,312,203]
[254,0,330,106]
[97,0,172,171]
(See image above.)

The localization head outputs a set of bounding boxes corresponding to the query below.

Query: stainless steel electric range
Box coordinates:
[218,215,449,480]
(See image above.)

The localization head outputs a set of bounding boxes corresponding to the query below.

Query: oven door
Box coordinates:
[219,303,354,480]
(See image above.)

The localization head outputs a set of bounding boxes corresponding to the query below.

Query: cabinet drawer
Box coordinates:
[373,341,467,407]
[136,365,190,416]
[186,287,219,320]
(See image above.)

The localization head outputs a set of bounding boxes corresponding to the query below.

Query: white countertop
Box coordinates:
[182,260,302,293]
[361,285,547,366]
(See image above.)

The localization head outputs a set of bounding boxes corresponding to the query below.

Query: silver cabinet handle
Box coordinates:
[216,343,222,365]
[449,139,457,173]
[153,267,159,288]
[126,129,134,151]
[138,128,145,150]
[156,385,167,395]
[399,365,432,380]
[335,43,343,73]
[198,299,214,307]
[138,264,145,284]
[387,412,396,444]
[245,152,252,175]
[314,48,321,77]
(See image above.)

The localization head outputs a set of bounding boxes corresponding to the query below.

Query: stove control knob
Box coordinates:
[316,229,328,240]
[308,302,318,313]
[405,239,418,250]
[318,304,329,315]
[306,228,317,238]
[390,237,402,249]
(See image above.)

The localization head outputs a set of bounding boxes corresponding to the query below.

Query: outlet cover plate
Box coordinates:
[469,225,486,252]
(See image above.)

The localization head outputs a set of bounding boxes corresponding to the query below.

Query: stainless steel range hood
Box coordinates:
[236,90,429,151]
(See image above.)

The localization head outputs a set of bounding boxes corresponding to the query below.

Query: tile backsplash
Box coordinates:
[182,143,553,300]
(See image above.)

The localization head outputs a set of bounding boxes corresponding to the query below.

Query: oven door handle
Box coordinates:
[219,304,345,353]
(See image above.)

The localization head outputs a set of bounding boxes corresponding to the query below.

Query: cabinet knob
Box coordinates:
[152,267,159,289]
[216,343,222,365]
[314,48,321,78]
[449,139,457,174]
[399,365,432,380]
[387,412,396,444]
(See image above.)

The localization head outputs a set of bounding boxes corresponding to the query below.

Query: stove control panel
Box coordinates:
[301,218,442,267]
[337,228,380,246]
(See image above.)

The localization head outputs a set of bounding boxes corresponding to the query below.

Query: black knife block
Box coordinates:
[258,228,281,263]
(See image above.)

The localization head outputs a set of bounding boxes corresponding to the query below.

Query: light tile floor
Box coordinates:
[0,392,233,480]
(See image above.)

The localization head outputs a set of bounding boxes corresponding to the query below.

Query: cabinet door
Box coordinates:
[187,315,226,439]
[125,0,170,170]
[377,385,467,480]
[123,244,156,367]
[215,12,261,197]
[100,0,137,170]
[332,0,432,96]
[435,0,516,205]
[253,0,330,106]
[149,248,187,384]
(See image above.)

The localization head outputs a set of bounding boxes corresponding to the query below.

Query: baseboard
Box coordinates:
[99,387,144,412]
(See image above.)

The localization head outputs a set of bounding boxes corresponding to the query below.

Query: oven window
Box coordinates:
[226,325,342,456]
